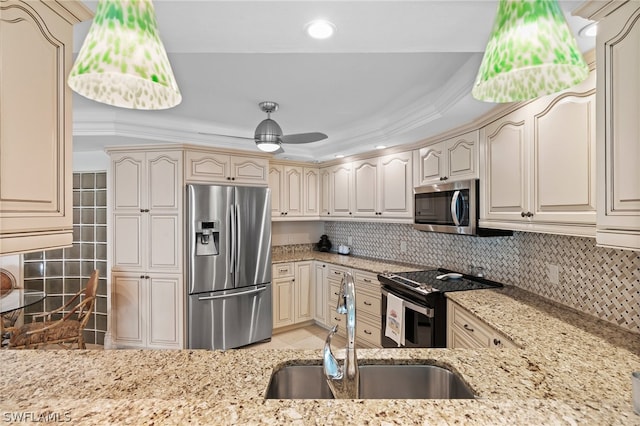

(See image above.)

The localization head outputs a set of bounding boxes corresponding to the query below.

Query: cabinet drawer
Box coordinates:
[328,265,350,280]
[354,270,380,292]
[273,263,294,278]
[356,312,381,347]
[328,306,347,338]
[329,280,341,304]
[356,289,381,317]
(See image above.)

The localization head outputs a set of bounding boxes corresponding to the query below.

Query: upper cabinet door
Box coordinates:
[447,131,478,181]
[379,152,413,218]
[330,164,353,216]
[352,159,379,217]
[303,168,320,216]
[283,166,304,216]
[483,109,530,222]
[185,151,230,183]
[532,77,596,224]
[268,165,284,217]
[112,153,144,212]
[319,168,331,217]
[414,142,445,186]
[147,153,181,212]
[596,1,640,250]
[231,157,269,185]
[0,1,90,253]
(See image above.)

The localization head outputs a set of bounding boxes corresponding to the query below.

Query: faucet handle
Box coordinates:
[323,325,343,380]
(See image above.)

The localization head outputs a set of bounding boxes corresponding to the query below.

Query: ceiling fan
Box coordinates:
[199,101,328,153]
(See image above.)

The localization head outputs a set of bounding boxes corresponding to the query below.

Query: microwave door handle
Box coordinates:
[450,190,461,226]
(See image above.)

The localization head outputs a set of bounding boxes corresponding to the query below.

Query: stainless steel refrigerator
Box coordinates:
[186,184,272,350]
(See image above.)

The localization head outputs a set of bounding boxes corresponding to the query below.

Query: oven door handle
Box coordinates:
[450,190,461,226]
[382,288,434,318]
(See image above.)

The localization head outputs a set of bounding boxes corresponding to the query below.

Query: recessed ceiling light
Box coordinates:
[579,22,598,37]
[335,154,344,159]
[306,20,336,40]
[375,145,387,150]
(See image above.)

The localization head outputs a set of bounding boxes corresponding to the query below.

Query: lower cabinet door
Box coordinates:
[112,273,145,347]
[273,277,294,328]
[112,272,183,349]
[294,261,313,323]
[148,274,183,349]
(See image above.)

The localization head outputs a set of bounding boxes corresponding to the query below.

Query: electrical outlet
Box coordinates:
[347,236,353,245]
[547,263,560,284]
[400,241,407,253]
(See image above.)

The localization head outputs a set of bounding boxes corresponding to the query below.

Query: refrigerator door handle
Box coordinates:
[197,286,267,301]
[229,204,236,274]
[235,203,241,276]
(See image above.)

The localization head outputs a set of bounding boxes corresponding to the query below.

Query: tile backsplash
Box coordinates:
[324,222,640,334]
[22,172,108,345]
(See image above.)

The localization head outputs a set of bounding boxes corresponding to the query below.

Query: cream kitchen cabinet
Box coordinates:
[353,270,382,348]
[313,262,329,326]
[111,272,183,349]
[586,1,640,251]
[185,149,269,185]
[109,148,184,349]
[447,300,516,349]
[270,164,320,220]
[329,163,354,217]
[353,152,413,220]
[272,261,314,330]
[413,131,479,186]
[0,1,91,255]
[480,70,597,237]
[110,150,182,273]
[319,167,332,217]
[327,264,351,339]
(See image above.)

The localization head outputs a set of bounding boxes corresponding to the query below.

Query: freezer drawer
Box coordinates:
[187,284,272,350]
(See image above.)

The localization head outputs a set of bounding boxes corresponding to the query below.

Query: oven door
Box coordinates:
[381,288,435,348]
[413,179,476,235]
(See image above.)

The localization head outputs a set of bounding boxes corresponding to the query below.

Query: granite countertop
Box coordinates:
[1,256,639,424]
[272,250,423,274]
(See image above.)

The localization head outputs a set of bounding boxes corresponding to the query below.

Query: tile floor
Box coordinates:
[244,324,347,350]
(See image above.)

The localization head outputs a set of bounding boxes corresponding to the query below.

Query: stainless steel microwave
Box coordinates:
[414,179,511,237]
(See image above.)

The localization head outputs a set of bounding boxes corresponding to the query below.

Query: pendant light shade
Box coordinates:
[68,0,181,110]
[472,0,588,103]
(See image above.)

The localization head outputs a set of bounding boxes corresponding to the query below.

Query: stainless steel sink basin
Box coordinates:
[265,364,475,399]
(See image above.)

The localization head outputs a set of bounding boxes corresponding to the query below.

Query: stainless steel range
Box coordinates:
[378,269,503,348]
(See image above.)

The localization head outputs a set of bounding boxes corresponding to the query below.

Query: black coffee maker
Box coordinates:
[317,235,332,252]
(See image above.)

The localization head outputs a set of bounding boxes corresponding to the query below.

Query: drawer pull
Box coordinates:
[333,292,339,296]
[334,317,341,322]
[334,271,342,275]
[364,330,372,335]
[363,278,372,283]
[279,268,288,272]
[463,324,474,333]
[363,301,372,306]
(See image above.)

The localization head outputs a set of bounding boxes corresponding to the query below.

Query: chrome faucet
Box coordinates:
[323,271,359,399]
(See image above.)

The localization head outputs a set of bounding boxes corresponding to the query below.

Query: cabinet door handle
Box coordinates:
[493,338,501,346]
[140,275,145,279]
[521,212,526,217]
[363,301,372,306]
[527,212,534,217]
[227,177,231,180]
[231,177,235,181]
[463,324,474,332]
[364,330,372,335]
[333,292,339,296]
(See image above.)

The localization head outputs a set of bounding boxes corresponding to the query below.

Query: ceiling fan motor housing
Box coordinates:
[255,118,283,143]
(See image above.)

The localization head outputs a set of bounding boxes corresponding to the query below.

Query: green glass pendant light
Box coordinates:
[472,0,588,103]
[68,0,181,110]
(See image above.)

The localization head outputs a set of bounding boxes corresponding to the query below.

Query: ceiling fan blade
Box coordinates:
[280,132,328,144]
[197,131,254,141]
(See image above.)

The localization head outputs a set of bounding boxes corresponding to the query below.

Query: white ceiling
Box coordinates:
[73,0,595,162]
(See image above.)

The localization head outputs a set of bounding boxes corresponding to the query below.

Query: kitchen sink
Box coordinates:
[264,364,475,399]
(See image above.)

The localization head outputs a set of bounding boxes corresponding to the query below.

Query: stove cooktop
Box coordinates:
[378,268,503,300]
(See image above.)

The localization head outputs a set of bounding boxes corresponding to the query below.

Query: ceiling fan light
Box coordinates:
[68,0,181,110]
[472,0,588,103]
[256,141,281,153]
[306,20,336,40]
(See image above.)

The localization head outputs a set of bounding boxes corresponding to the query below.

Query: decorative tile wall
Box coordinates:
[22,172,108,345]
[324,222,640,334]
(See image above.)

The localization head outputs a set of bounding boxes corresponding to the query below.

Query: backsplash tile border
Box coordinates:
[324,221,640,333]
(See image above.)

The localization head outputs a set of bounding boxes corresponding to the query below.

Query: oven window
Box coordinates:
[415,189,469,226]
